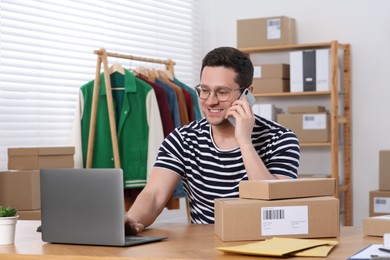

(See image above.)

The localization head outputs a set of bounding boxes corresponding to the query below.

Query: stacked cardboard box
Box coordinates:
[215,178,339,242]
[252,64,290,94]
[363,215,390,237]
[0,147,75,220]
[277,106,330,143]
[237,16,296,48]
[369,151,390,217]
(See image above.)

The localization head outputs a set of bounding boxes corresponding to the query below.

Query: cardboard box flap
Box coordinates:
[38,147,75,155]
[8,146,75,156]
[8,148,40,156]
[288,106,326,114]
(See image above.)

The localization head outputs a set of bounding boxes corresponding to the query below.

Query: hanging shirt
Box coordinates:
[155,79,181,128]
[173,77,203,121]
[137,75,174,137]
[72,69,164,188]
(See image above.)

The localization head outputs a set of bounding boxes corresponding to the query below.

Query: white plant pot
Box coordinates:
[0,216,18,245]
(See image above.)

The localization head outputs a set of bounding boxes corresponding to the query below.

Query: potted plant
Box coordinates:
[0,205,18,245]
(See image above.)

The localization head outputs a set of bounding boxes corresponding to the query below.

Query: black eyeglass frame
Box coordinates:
[195,84,247,102]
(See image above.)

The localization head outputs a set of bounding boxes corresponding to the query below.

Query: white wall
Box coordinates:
[200,0,390,226]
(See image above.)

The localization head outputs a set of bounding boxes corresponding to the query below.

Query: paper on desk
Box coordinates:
[217,237,338,257]
[348,244,390,259]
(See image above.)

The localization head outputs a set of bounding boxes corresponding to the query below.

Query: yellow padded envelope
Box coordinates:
[217,237,338,257]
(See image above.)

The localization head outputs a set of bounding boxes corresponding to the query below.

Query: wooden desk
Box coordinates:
[0,221,382,259]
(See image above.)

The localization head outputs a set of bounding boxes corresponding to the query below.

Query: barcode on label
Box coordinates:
[375,198,387,205]
[263,209,285,220]
[304,115,315,121]
[268,19,280,27]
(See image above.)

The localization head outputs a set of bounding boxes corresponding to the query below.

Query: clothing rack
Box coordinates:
[86,48,176,168]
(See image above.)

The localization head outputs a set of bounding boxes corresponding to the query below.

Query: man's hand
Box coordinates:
[124,213,144,235]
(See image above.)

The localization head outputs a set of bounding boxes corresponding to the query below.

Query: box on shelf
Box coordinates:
[369,190,390,217]
[287,106,326,114]
[0,170,40,210]
[237,16,296,48]
[253,104,279,121]
[215,196,339,242]
[18,210,41,220]
[239,178,335,200]
[379,150,390,191]
[253,64,290,79]
[8,146,75,170]
[277,113,330,143]
[253,78,290,94]
[363,215,390,237]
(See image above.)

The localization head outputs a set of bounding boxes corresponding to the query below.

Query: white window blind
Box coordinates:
[0,0,202,170]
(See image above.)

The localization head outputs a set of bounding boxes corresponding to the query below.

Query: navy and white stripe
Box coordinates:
[154,115,300,224]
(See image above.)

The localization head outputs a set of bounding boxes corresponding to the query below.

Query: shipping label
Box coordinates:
[302,114,326,129]
[261,206,308,236]
[253,66,262,78]
[374,197,390,213]
[267,18,281,39]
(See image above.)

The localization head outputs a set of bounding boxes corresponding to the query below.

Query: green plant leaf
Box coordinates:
[0,206,17,217]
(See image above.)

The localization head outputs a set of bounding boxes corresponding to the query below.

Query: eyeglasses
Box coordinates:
[195,84,246,102]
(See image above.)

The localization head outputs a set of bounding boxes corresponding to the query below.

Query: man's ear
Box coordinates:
[248,85,254,93]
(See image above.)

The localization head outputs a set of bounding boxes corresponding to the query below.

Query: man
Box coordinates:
[125,46,300,233]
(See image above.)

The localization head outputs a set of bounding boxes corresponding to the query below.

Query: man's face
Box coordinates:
[199,66,241,126]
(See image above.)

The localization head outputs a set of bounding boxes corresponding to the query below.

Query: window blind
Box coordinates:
[0,0,202,170]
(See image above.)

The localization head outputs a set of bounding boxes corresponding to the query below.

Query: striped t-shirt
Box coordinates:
[154,115,300,224]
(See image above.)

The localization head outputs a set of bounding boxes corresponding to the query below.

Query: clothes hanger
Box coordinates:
[109,63,125,75]
[157,69,170,84]
[147,68,158,83]
[109,63,125,90]
[164,70,174,81]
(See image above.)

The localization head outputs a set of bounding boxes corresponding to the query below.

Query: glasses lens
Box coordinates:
[196,85,210,99]
[216,89,231,101]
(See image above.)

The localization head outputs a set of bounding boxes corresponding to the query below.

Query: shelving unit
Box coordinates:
[240,41,352,226]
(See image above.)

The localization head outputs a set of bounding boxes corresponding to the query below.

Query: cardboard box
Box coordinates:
[215,196,339,241]
[369,190,390,217]
[287,106,326,114]
[0,170,40,210]
[239,178,336,200]
[8,146,75,170]
[379,150,390,191]
[277,113,330,143]
[253,64,290,79]
[363,215,390,236]
[253,78,290,94]
[237,16,297,48]
[18,210,41,220]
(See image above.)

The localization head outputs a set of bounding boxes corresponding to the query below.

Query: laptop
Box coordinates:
[40,168,167,246]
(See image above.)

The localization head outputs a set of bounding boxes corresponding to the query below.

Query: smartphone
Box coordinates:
[228,88,256,126]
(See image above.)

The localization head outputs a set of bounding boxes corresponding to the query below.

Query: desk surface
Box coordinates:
[0,221,382,260]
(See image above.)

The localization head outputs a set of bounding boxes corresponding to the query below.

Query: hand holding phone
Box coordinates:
[228,89,255,126]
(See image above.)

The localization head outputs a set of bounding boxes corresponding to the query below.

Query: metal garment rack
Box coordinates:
[86,48,176,168]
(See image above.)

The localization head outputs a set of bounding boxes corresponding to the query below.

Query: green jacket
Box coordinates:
[80,70,163,188]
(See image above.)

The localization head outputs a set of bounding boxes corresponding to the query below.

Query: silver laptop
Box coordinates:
[40,168,166,246]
